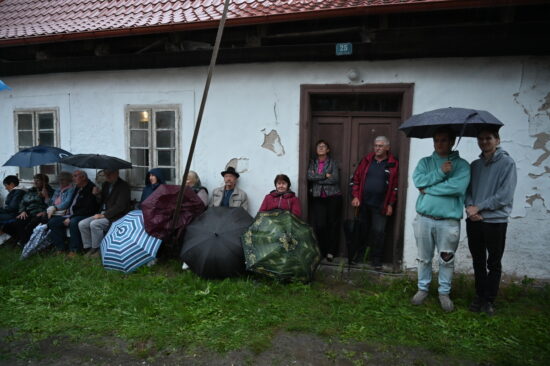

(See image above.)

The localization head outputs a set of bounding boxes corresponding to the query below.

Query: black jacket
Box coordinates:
[70,180,100,217]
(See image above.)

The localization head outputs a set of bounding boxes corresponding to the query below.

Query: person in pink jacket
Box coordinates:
[259,174,301,217]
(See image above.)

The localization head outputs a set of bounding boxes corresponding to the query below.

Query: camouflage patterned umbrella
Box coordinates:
[241,210,321,282]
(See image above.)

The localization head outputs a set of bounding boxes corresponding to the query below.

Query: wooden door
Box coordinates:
[300,84,413,270]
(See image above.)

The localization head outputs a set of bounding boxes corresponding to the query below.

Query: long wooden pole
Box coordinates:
[170,0,231,236]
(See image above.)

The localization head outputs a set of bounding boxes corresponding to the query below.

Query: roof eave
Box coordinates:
[0,0,545,47]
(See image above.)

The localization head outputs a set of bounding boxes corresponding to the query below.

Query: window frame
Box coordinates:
[125,105,180,187]
[13,108,60,182]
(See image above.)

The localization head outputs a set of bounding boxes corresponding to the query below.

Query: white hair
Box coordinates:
[374,136,390,146]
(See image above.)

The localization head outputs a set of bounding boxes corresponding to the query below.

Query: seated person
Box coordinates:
[0,175,26,244]
[210,167,248,211]
[46,171,75,218]
[48,170,99,256]
[259,174,301,217]
[78,169,131,257]
[3,173,53,245]
[186,170,208,206]
[139,168,166,208]
[0,175,26,222]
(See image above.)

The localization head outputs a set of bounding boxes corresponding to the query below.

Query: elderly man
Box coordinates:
[411,127,470,312]
[210,166,249,211]
[48,170,99,257]
[78,169,131,257]
[465,127,517,316]
[351,136,399,269]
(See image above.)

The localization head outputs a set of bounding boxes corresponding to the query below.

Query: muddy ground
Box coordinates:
[0,328,477,366]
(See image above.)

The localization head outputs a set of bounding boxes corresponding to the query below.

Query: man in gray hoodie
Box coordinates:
[465,127,517,316]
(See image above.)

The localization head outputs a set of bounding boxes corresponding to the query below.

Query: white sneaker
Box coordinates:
[0,233,11,245]
[181,262,189,270]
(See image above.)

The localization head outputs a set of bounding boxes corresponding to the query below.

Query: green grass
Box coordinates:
[1,245,549,365]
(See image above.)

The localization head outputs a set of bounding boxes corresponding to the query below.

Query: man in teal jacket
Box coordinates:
[411,127,470,312]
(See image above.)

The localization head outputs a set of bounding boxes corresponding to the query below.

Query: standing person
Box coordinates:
[351,136,399,269]
[139,168,166,208]
[259,174,301,217]
[47,170,99,257]
[78,169,131,257]
[411,127,470,312]
[3,173,53,245]
[307,140,342,262]
[210,167,248,211]
[465,128,517,316]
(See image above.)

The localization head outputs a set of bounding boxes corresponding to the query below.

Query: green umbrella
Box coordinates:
[241,210,321,282]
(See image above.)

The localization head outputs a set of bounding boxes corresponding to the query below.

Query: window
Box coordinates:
[127,106,179,186]
[15,109,59,181]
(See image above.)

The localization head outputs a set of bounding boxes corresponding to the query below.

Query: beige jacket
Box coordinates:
[209,186,249,211]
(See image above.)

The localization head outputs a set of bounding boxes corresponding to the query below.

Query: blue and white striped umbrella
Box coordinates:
[101,210,162,273]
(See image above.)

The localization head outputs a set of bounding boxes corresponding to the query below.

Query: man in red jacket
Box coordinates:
[351,136,399,270]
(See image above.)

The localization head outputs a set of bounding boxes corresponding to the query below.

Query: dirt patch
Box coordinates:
[1,328,476,366]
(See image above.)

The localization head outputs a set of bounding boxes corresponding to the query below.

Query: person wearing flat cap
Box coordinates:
[210,166,249,211]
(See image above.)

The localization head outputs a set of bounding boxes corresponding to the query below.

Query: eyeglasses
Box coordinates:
[477,137,495,141]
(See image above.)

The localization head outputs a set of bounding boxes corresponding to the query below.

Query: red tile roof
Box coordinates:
[0,0,541,45]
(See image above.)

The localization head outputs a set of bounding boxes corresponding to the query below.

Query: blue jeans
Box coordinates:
[413,214,460,295]
[48,215,88,252]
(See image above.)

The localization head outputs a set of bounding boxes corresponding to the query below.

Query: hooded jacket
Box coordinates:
[413,150,470,220]
[139,168,166,207]
[465,147,517,223]
[259,190,301,217]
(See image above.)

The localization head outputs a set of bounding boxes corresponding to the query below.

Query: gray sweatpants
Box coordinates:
[78,216,110,249]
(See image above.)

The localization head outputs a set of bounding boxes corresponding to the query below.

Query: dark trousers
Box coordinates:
[311,196,342,257]
[358,205,388,264]
[466,220,508,303]
[48,215,88,252]
[3,216,47,244]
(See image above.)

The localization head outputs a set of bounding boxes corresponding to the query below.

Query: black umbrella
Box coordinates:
[343,208,363,265]
[399,107,504,139]
[60,154,132,170]
[3,145,72,168]
[180,207,253,279]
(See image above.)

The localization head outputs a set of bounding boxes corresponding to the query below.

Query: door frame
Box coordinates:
[298,83,414,271]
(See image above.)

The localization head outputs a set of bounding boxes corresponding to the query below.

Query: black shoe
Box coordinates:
[481,301,495,316]
[469,297,483,313]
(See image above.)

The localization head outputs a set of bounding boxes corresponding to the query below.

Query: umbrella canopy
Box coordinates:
[100,210,162,273]
[242,210,321,282]
[59,154,132,169]
[3,145,72,168]
[0,80,12,91]
[180,207,253,279]
[141,185,205,240]
[399,107,504,138]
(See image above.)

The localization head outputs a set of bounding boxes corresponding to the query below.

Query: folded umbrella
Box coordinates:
[180,207,253,279]
[3,145,72,168]
[242,210,321,282]
[59,154,132,170]
[20,224,52,260]
[342,208,363,265]
[100,210,162,273]
[399,107,503,139]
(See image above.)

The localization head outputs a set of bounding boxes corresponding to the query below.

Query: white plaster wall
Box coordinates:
[1,56,548,278]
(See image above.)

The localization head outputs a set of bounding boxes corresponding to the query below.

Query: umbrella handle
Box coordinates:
[354,207,359,218]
